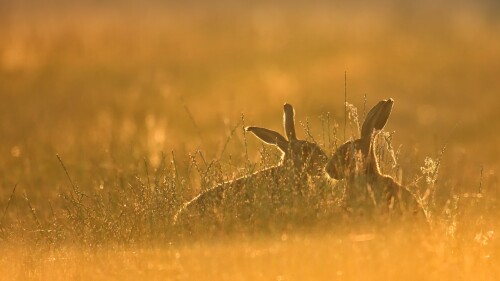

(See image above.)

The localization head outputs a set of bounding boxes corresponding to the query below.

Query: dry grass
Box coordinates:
[1,230,498,281]
[0,1,499,280]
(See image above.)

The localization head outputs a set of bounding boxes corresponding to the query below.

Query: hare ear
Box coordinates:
[283,103,297,141]
[361,98,394,140]
[245,126,289,153]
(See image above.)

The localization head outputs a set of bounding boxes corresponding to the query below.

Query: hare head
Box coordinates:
[326,98,394,180]
[245,103,327,176]
[325,99,427,220]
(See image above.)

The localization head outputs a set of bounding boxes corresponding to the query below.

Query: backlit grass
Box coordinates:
[1,1,499,280]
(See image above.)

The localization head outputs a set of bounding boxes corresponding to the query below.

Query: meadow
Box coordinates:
[0,1,499,280]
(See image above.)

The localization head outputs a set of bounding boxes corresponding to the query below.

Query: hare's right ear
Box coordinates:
[245,127,289,153]
[283,103,297,141]
[360,98,394,140]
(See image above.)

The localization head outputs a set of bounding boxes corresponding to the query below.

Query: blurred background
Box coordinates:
[1,0,499,201]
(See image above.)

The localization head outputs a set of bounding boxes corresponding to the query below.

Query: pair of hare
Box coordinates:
[174,99,426,225]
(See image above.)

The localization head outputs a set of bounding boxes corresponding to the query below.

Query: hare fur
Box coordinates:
[174,103,328,227]
[326,99,427,223]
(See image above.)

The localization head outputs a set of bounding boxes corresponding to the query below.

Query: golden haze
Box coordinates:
[0,1,499,280]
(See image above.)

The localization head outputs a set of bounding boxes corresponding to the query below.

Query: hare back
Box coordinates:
[174,165,310,227]
[380,177,426,219]
[343,176,428,225]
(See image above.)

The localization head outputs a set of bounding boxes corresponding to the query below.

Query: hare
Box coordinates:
[174,103,328,227]
[325,99,427,222]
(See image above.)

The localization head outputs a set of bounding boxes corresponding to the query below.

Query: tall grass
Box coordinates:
[0,102,486,246]
[1,2,499,280]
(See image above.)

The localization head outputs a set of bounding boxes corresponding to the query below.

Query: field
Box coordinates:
[1,1,500,280]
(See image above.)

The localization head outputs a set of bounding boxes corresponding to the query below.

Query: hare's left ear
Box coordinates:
[245,127,289,153]
[283,103,297,141]
[360,98,394,140]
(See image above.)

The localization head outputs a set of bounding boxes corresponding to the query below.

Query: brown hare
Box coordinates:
[326,99,428,223]
[174,103,328,228]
